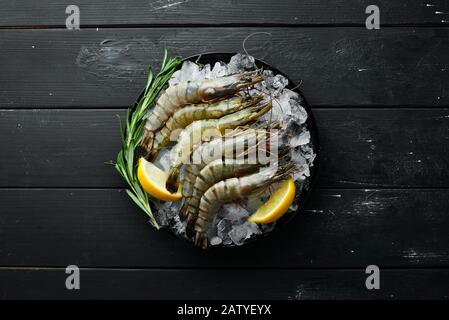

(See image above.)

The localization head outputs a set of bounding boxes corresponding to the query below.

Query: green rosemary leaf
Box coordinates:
[112,50,180,229]
[161,48,168,70]
[126,189,150,214]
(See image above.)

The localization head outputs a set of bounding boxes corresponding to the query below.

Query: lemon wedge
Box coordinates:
[248,177,295,223]
[137,157,182,202]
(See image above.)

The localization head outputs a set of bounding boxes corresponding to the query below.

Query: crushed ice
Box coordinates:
[155,53,315,247]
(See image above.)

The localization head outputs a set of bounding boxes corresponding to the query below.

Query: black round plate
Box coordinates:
[133,52,320,247]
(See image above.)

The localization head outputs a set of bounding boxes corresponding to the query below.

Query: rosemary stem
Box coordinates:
[114,51,181,229]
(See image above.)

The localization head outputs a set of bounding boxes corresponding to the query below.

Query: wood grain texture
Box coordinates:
[0,28,448,108]
[0,188,448,268]
[1,0,448,27]
[1,108,448,188]
[1,268,448,299]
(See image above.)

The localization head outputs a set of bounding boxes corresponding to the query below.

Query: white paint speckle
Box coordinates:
[150,0,186,11]
[435,11,445,14]
[31,45,35,49]
[96,27,99,31]
[305,209,324,213]
[358,68,368,72]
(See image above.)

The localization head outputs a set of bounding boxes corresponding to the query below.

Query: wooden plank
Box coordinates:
[1,268,448,299]
[1,108,448,188]
[0,189,447,268]
[315,108,449,188]
[1,0,448,27]
[0,28,448,107]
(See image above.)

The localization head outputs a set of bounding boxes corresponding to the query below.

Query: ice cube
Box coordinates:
[153,148,171,172]
[300,144,316,165]
[210,236,222,246]
[216,218,230,238]
[291,147,310,180]
[178,61,202,82]
[171,216,187,235]
[273,74,289,91]
[200,63,212,79]
[210,61,228,78]
[222,203,250,221]
[228,224,249,246]
[277,91,293,116]
[261,70,274,89]
[152,199,183,229]
[259,222,276,233]
[289,130,311,148]
[168,69,181,86]
[216,218,233,246]
[228,221,262,246]
[289,104,308,125]
[246,221,262,235]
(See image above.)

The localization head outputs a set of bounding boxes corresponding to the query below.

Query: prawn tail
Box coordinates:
[166,168,180,193]
[194,231,208,249]
[140,129,154,154]
[185,214,197,237]
[179,200,190,220]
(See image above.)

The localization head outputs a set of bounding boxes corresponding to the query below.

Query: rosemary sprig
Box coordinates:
[114,50,181,229]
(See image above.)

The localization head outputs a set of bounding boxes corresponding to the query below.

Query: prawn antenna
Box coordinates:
[242,31,273,69]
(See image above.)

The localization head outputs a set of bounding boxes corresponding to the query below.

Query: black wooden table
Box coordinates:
[1,1,448,300]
